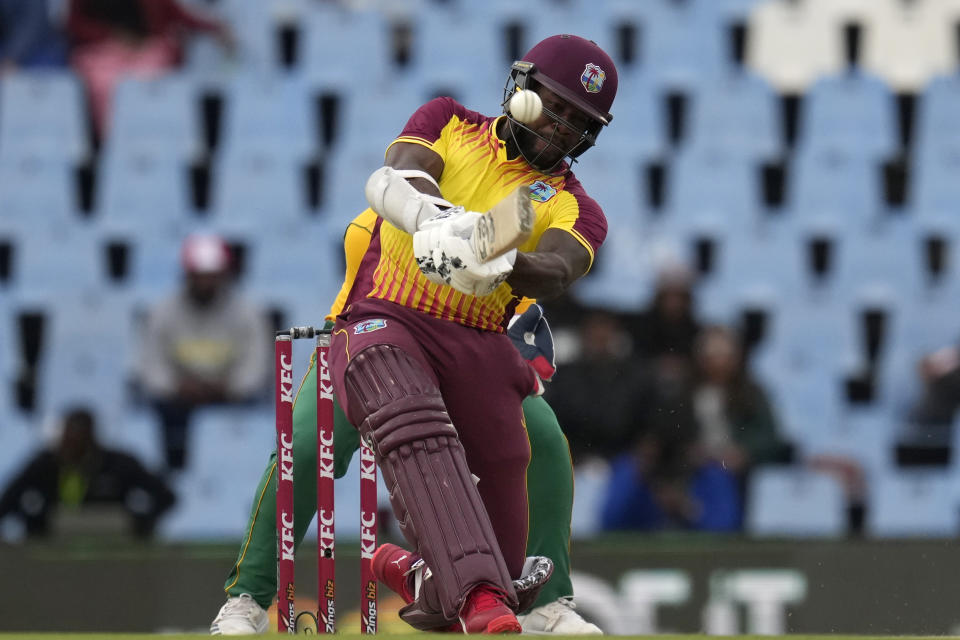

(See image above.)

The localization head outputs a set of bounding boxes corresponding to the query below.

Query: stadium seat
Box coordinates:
[219,72,315,161]
[301,4,392,89]
[95,147,195,236]
[0,155,78,233]
[5,227,104,298]
[0,71,88,162]
[758,367,845,454]
[570,215,655,313]
[746,0,844,93]
[754,299,861,385]
[405,9,506,104]
[789,147,884,231]
[798,70,898,160]
[640,0,732,88]
[0,412,41,496]
[159,405,276,540]
[697,222,805,322]
[666,147,762,232]
[685,70,780,161]
[861,0,953,92]
[883,300,960,365]
[831,223,926,307]
[244,225,342,312]
[105,74,201,161]
[571,459,611,538]
[332,83,424,157]
[123,233,187,303]
[746,467,847,537]
[911,144,960,215]
[209,147,307,234]
[33,290,137,419]
[866,468,958,538]
[569,148,648,228]
[916,74,960,161]
[600,71,665,160]
[804,407,897,478]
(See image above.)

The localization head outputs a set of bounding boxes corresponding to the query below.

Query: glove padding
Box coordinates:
[413,208,516,297]
[507,304,556,396]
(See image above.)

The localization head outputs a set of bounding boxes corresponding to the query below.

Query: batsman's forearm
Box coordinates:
[507,252,575,300]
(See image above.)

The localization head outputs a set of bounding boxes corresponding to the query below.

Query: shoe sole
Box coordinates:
[485,614,522,634]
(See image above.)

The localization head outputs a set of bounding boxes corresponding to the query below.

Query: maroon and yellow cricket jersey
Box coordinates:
[345,97,607,332]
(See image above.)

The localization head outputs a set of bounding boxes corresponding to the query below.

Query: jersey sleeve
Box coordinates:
[389,97,466,162]
[546,185,608,271]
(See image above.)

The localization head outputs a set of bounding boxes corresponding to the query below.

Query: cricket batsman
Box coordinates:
[211,33,617,634]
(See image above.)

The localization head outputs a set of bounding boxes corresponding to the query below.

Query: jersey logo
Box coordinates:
[529,180,557,203]
[581,63,606,94]
[354,319,388,334]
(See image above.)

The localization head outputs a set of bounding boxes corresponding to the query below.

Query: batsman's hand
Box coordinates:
[413,208,515,296]
[507,304,556,396]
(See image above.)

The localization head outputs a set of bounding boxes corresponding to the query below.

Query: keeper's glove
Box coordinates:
[507,304,556,396]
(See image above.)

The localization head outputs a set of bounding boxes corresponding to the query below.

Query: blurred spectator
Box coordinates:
[66,0,234,138]
[626,262,701,364]
[0,0,68,73]
[690,325,793,478]
[137,233,270,470]
[908,342,960,428]
[0,407,176,539]
[599,325,791,533]
[544,310,649,463]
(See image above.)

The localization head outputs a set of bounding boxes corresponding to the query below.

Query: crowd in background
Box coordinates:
[1,0,960,541]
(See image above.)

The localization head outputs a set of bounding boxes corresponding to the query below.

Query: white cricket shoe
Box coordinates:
[518,597,603,635]
[210,594,269,635]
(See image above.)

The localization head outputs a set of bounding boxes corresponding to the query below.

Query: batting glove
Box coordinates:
[507,304,556,395]
[413,209,515,296]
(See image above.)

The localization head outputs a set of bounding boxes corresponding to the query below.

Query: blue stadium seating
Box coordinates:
[697,222,805,322]
[209,148,306,233]
[33,291,136,419]
[789,147,884,230]
[831,223,926,307]
[911,144,960,215]
[123,234,186,303]
[746,467,847,537]
[5,227,103,299]
[159,406,275,540]
[639,0,733,88]
[301,4,392,89]
[3,0,959,540]
[685,71,780,160]
[0,155,78,233]
[243,225,343,311]
[219,72,315,160]
[96,148,195,236]
[866,468,959,538]
[798,70,898,159]
[0,71,88,162]
[569,148,647,228]
[570,216,654,312]
[600,72,665,159]
[106,75,201,161]
[914,73,960,164]
[666,147,761,231]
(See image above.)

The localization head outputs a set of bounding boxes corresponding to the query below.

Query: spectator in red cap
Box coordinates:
[136,233,270,471]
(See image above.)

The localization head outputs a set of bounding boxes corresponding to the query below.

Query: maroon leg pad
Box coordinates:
[343,344,518,621]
